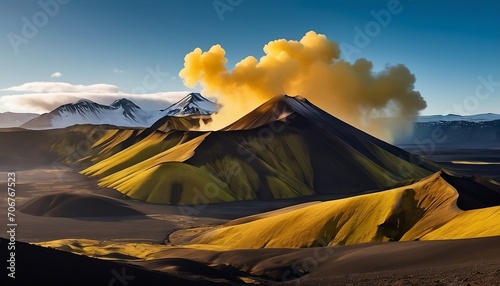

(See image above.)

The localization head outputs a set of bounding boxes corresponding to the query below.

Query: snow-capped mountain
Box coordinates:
[22,99,152,129]
[160,93,217,116]
[418,113,500,123]
[0,112,39,128]
[396,113,500,148]
[20,93,218,129]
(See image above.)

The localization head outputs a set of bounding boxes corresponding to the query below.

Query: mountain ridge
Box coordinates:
[418,113,500,123]
[20,93,217,129]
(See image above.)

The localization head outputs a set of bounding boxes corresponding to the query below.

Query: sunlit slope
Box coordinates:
[50,116,206,167]
[83,130,316,204]
[87,128,139,163]
[146,114,211,133]
[50,125,141,166]
[82,131,194,177]
[79,96,440,204]
[37,239,169,260]
[422,206,500,240]
[103,162,236,205]
[79,116,212,177]
[88,132,208,176]
[186,172,500,249]
[221,96,293,131]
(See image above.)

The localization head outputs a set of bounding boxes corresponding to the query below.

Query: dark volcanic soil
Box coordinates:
[296,262,500,286]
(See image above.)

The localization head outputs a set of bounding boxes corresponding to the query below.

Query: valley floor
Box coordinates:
[399,146,500,181]
[1,149,500,285]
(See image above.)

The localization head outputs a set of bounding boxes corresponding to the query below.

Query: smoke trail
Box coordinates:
[179,31,426,141]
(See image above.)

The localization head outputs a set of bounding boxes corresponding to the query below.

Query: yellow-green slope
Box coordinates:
[186,172,500,249]
[82,131,188,177]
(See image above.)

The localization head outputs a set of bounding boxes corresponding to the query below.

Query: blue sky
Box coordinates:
[0,0,499,114]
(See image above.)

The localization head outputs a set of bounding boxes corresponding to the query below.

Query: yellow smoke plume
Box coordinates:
[179,31,426,141]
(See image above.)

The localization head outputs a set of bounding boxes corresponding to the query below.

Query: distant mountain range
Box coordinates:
[417,113,500,123]
[3,95,500,149]
[20,93,217,129]
[396,113,500,148]
[0,112,39,128]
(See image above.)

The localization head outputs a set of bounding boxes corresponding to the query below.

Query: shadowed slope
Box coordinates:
[0,238,216,286]
[440,170,500,210]
[0,128,60,169]
[32,237,500,284]
[19,193,146,218]
[142,237,500,283]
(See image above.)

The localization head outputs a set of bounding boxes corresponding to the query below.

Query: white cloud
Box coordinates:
[2,82,120,94]
[113,68,124,74]
[0,82,192,113]
[51,72,62,78]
